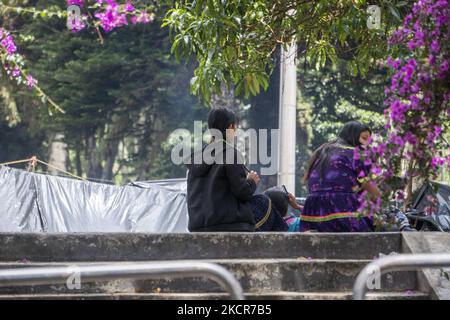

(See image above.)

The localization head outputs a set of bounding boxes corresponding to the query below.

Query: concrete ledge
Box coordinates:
[0,259,417,293]
[1,232,448,300]
[0,232,403,261]
[0,291,429,300]
[402,232,450,300]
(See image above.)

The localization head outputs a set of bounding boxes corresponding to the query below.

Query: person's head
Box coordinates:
[303,121,372,182]
[264,187,289,217]
[338,121,372,147]
[207,107,238,142]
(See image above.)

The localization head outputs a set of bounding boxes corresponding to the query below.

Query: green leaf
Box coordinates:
[250,76,260,96]
[219,18,237,29]
[388,5,402,21]
[235,80,243,96]
[195,0,205,15]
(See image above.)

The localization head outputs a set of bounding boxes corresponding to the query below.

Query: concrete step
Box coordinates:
[0,259,417,294]
[0,233,403,261]
[0,291,429,300]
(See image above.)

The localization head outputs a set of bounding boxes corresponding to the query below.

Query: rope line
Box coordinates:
[36,159,86,181]
[0,158,33,166]
[0,157,86,181]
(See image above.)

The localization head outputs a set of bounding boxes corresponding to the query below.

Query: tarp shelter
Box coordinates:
[0,166,189,233]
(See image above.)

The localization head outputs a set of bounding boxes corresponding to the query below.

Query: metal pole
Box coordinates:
[278,39,297,194]
[353,253,450,300]
[0,261,245,300]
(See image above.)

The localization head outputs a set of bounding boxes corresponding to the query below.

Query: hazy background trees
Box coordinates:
[3,1,443,195]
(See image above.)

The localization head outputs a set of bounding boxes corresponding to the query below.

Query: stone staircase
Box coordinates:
[0,233,435,300]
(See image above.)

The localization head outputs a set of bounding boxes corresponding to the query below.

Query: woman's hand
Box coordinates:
[288,193,303,210]
[247,171,260,186]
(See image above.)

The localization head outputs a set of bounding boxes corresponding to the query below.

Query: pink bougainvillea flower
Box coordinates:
[371,166,382,175]
[125,1,135,12]
[69,16,86,33]
[404,290,414,296]
[26,75,37,89]
[136,12,153,24]
[67,0,84,7]
[12,67,21,77]
[1,35,17,54]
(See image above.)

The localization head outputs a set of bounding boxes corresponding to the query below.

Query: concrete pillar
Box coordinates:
[278,41,297,194]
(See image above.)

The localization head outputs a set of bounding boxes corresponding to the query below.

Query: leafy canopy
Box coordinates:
[163,0,410,102]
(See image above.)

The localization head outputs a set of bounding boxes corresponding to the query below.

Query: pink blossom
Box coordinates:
[371,166,382,175]
[440,60,449,73]
[404,132,418,145]
[391,135,405,147]
[67,0,84,7]
[1,35,17,54]
[69,16,86,32]
[12,67,21,77]
[26,75,37,89]
[136,12,153,24]
[395,191,405,201]
[431,157,445,169]
[430,40,440,53]
[125,1,135,12]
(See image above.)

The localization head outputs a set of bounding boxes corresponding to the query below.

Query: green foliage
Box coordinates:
[298,57,388,147]
[163,0,411,102]
[1,0,427,189]
[1,1,207,182]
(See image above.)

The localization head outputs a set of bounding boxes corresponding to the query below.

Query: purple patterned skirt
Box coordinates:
[299,192,374,232]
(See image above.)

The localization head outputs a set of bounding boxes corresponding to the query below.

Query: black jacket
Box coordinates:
[186,141,257,232]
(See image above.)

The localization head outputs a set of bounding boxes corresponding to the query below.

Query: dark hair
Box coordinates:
[264,187,289,217]
[303,121,372,182]
[207,107,237,139]
[338,121,372,147]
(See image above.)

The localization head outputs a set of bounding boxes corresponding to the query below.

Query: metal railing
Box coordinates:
[353,253,450,300]
[0,261,245,300]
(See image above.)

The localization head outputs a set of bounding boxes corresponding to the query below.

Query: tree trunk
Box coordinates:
[47,133,68,176]
[86,134,102,179]
[75,141,83,178]
[404,159,416,210]
[101,137,120,182]
[101,115,129,182]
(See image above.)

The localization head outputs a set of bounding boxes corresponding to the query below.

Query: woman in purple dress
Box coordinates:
[300,121,381,232]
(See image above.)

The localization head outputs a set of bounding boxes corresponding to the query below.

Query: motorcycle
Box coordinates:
[405,181,450,232]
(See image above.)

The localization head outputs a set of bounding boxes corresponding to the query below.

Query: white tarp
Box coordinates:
[0,166,188,233]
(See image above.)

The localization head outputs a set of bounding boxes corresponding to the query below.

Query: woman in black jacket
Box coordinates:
[186,107,290,232]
